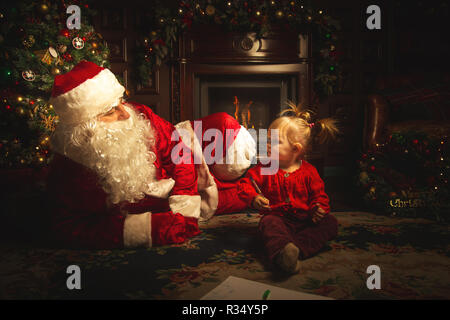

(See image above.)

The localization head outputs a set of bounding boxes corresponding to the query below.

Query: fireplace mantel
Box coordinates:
[170,25,313,122]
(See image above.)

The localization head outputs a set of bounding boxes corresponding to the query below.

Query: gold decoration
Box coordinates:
[22,35,35,48]
[51,67,61,75]
[276,10,284,18]
[39,3,49,14]
[36,49,54,65]
[206,5,215,16]
[41,114,58,131]
[57,44,67,53]
[91,42,98,49]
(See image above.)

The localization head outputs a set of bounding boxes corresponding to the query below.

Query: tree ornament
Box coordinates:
[51,67,61,75]
[276,10,284,18]
[57,44,67,53]
[72,37,85,49]
[48,47,58,58]
[22,35,35,48]
[22,70,36,81]
[63,53,73,61]
[60,29,70,38]
[91,42,98,49]
[39,3,50,14]
[38,49,53,65]
[206,5,215,16]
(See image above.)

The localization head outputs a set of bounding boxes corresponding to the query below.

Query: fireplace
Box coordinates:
[194,74,297,130]
[171,25,322,174]
[171,25,312,124]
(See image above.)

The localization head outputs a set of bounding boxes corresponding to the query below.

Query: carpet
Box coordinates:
[0,211,449,299]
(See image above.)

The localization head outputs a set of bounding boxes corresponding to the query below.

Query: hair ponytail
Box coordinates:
[314,117,340,144]
[279,100,339,146]
[280,101,314,122]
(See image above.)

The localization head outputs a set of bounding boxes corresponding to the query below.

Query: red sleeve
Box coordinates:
[237,164,264,207]
[133,103,198,197]
[306,164,330,214]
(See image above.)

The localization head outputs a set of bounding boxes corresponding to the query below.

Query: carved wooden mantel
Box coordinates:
[171,25,313,122]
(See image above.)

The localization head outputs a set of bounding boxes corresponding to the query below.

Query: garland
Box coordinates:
[135,0,342,97]
[356,132,449,221]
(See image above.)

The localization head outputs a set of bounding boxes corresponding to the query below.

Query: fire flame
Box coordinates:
[233,96,254,129]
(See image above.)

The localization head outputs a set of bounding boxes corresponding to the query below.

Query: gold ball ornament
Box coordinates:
[91,42,98,49]
[369,186,376,194]
[39,3,50,14]
[206,5,215,16]
[51,67,61,75]
[276,10,284,18]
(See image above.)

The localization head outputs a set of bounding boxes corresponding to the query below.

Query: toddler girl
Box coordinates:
[238,102,339,274]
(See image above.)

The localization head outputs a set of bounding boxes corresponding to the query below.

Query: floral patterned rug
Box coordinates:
[0,211,449,300]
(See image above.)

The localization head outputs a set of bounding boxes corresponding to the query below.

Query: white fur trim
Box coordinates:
[169,195,202,219]
[212,125,256,181]
[123,212,152,248]
[50,68,125,125]
[175,121,218,220]
[146,178,175,199]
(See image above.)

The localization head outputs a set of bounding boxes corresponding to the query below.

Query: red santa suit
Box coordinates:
[47,61,201,249]
[237,162,338,262]
[47,61,256,249]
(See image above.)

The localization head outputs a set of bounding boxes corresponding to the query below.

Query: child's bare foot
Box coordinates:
[275,242,301,274]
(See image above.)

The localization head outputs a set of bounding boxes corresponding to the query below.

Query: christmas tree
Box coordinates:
[0,0,110,169]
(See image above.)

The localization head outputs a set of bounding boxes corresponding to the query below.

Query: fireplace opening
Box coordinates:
[194,74,297,130]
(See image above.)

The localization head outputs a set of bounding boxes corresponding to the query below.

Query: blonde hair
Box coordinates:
[269,101,339,153]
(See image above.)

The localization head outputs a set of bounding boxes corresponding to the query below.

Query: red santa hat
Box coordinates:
[50,61,125,125]
[192,112,257,181]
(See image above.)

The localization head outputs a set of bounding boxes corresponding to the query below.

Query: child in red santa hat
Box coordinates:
[237,102,340,274]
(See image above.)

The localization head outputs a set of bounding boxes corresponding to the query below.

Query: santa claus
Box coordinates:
[47,61,256,249]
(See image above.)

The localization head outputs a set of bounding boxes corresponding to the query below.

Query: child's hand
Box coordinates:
[253,195,271,211]
[311,203,327,224]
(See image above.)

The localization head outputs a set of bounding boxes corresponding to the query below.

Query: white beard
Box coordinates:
[52,105,158,204]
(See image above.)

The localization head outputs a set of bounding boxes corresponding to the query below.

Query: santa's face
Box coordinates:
[63,103,157,205]
[96,100,131,123]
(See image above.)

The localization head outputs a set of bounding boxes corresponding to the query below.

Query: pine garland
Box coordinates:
[134,0,342,97]
[356,132,449,221]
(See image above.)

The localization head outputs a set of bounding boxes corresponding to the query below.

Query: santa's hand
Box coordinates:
[311,203,327,224]
[252,195,271,211]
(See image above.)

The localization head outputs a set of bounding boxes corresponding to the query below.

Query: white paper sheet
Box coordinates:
[201,276,334,300]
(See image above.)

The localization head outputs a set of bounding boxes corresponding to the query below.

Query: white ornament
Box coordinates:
[72,37,85,49]
[22,70,36,81]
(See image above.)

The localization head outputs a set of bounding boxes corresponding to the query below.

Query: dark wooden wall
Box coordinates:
[91,0,449,175]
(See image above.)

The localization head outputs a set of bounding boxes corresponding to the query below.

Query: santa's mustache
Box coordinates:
[67,106,158,204]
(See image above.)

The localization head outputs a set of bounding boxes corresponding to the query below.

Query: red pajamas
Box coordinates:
[237,162,338,263]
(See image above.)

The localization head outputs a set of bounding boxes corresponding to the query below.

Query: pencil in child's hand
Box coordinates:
[250,177,263,194]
